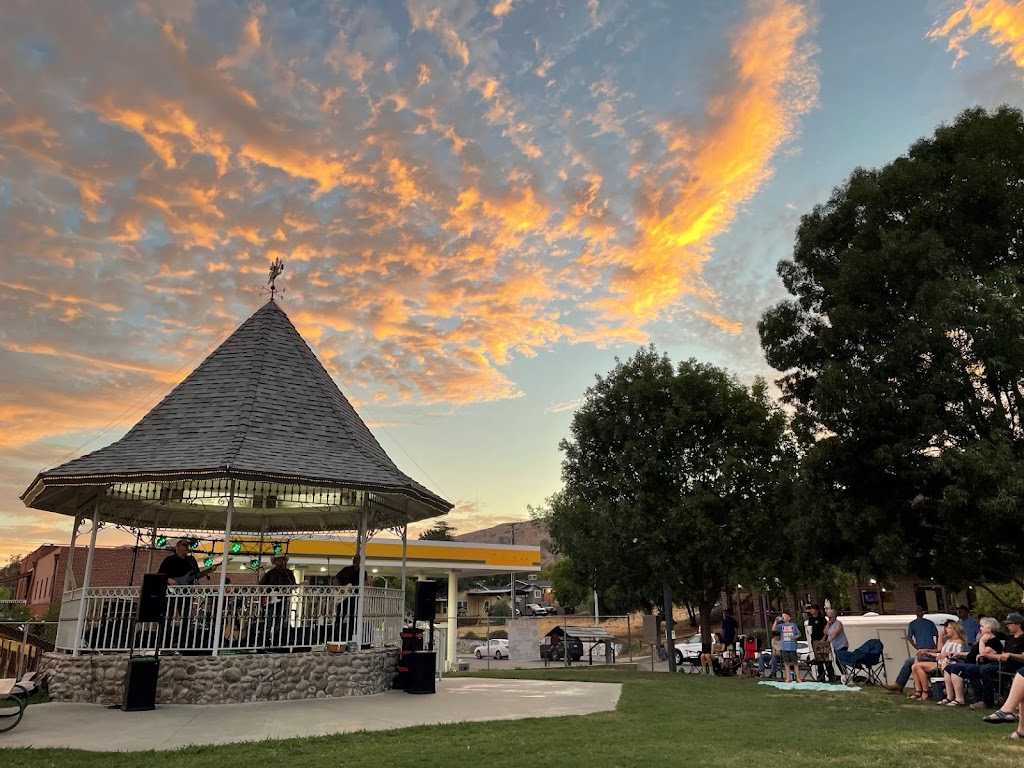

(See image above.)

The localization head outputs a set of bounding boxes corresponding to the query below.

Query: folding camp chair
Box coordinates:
[740,637,760,677]
[835,638,887,686]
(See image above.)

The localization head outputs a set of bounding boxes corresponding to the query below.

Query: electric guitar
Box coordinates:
[168,560,223,586]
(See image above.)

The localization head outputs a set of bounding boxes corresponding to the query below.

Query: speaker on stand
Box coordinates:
[123,573,167,712]
[407,581,438,694]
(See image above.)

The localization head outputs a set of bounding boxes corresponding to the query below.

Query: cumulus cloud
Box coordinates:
[0,0,820,559]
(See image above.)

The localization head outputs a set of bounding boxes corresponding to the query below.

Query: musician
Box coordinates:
[261,554,296,649]
[157,539,201,644]
[260,554,297,586]
[158,539,201,585]
[332,554,371,643]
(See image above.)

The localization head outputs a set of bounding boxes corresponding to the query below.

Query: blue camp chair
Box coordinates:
[835,638,887,686]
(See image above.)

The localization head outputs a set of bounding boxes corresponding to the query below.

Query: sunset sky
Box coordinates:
[2,0,1024,562]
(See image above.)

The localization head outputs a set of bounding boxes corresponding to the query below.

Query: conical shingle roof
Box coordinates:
[22,300,451,532]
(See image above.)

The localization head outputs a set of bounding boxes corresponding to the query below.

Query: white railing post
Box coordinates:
[72,498,101,656]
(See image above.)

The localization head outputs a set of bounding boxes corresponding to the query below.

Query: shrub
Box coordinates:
[489,629,508,639]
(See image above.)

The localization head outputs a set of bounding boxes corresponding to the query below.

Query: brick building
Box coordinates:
[13,545,258,618]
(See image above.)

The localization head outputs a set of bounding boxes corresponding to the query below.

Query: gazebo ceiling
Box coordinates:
[21,299,452,532]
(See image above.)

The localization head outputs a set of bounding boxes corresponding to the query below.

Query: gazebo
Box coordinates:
[20,288,452,704]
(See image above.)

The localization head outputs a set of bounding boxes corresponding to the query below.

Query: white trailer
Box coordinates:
[835,612,958,685]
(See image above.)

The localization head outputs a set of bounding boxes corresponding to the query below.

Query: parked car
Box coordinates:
[672,633,811,667]
[539,635,584,661]
[473,638,510,659]
[525,603,554,616]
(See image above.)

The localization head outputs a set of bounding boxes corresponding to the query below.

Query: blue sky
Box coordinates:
[1,0,1023,558]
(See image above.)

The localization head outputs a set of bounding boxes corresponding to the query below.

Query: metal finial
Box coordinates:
[267,258,285,300]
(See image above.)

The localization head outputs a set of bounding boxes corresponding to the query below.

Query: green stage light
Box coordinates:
[230,541,242,554]
[272,542,283,554]
[203,556,214,568]
[156,535,167,547]
[189,538,199,550]
[249,558,260,570]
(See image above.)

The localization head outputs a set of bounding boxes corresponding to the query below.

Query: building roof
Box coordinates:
[21,300,451,532]
[547,626,615,640]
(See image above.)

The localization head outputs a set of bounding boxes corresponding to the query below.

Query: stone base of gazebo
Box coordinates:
[39,648,400,706]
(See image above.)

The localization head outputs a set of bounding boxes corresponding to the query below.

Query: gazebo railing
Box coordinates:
[57,585,404,654]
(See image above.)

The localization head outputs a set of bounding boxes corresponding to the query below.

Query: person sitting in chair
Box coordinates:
[941,617,1002,707]
[699,632,720,675]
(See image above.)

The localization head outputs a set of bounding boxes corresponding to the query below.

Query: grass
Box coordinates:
[2,669,1022,768]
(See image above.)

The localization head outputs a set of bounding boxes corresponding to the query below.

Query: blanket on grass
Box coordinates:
[757,681,861,692]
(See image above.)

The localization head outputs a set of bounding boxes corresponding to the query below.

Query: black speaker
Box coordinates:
[122,656,160,711]
[138,573,168,623]
[414,581,437,621]
[406,650,436,694]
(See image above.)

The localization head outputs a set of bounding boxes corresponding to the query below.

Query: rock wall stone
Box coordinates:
[38,649,399,706]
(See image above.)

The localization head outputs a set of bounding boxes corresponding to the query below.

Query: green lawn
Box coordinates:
[2,669,1021,768]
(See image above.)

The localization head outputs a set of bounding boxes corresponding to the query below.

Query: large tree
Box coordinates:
[418,521,457,541]
[543,347,792,643]
[759,106,1024,587]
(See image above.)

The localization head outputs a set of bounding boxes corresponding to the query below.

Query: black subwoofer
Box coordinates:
[414,581,437,622]
[406,650,436,694]
[122,656,160,711]
[138,573,168,623]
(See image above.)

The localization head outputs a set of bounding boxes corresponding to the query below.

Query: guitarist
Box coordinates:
[158,539,201,645]
[158,539,201,585]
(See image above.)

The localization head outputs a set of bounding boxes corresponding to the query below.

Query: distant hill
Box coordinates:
[454,519,555,568]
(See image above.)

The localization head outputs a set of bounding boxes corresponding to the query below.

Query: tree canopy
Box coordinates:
[418,521,457,541]
[759,106,1024,587]
[543,347,792,641]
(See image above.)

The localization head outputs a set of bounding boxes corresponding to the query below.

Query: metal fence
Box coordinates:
[57,585,404,654]
[451,614,634,668]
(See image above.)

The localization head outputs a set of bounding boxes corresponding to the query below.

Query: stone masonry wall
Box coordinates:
[39,649,399,706]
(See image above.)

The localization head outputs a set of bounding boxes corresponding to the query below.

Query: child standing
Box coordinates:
[773,610,803,684]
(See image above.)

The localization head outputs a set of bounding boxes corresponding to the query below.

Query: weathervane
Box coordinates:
[266,258,285,300]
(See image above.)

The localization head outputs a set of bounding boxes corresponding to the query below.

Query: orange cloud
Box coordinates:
[589,0,818,338]
[930,0,1024,67]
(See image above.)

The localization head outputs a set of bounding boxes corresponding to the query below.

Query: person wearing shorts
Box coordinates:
[773,610,803,684]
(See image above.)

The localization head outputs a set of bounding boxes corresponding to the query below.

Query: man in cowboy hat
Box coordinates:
[260,554,296,586]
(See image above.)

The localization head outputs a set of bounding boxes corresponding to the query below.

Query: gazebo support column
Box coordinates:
[72,498,102,657]
[62,512,83,593]
[446,569,458,672]
[355,507,368,646]
[400,524,408,622]
[211,480,235,657]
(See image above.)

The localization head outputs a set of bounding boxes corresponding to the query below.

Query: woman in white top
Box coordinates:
[910,620,967,700]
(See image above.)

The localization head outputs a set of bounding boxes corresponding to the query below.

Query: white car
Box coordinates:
[672,633,811,666]
[525,603,553,616]
[473,638,510,659]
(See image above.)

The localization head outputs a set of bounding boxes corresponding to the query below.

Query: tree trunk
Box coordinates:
[697,597,715,646]
[686,603,697,627]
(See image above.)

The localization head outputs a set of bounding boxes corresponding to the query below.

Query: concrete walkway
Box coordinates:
[0,678,621,752]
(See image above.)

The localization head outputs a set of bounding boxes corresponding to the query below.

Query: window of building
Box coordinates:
[528,574,537,581]
[533,589,542,599]
[915,585,946,613]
